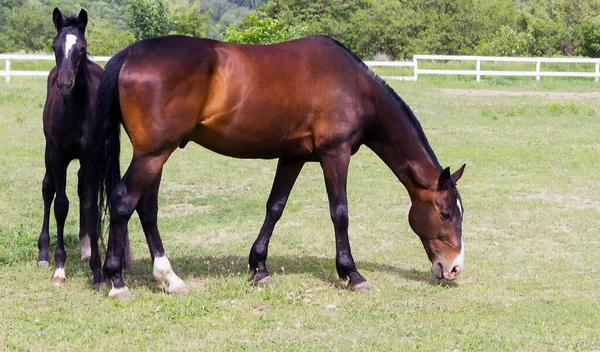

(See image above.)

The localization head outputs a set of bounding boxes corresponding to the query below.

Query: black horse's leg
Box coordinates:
[50,159,70,284]
[77,168,92,262]
[136,170,187,294]
[319,149,371,292]
[78,164,104,289]
[103,153,172,299]
[37,165,55,267]
[249,158,304,285]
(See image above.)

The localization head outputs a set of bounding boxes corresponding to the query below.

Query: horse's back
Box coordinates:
[117,36,377,159]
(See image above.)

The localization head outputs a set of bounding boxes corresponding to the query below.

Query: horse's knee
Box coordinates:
[330,204,348,229]
[265,199,286,222]
[109,186,135,221]
[54,195,69,219]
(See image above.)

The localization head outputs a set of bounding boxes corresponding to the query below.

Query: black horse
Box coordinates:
[37,8,108,287]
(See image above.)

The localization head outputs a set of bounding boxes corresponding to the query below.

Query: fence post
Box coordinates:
[595,62,599,83]
[413,55,418,81]
[536,60,541,81]
[476,59,481,82]
[5,59,9,83]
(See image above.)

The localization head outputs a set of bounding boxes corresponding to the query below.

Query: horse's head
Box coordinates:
[51,8,88,96]
[408,164,466,281]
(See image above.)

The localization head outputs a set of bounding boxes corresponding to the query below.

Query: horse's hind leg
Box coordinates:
[319,149,370,292]
[37,167,55,267]
[136,170,187,294]
[78,164,104,289]
[50,160,70,284]
[249,158,304,285]
[77,168,91,262]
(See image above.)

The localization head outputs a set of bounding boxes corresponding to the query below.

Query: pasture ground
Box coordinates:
[1,77,599,351]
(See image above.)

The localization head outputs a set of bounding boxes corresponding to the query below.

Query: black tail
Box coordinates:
[90,50,132,270]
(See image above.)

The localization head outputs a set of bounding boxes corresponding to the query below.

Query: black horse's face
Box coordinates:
[408,165,466,281]
[52,8,88,96]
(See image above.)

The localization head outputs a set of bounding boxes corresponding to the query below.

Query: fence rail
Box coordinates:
[3,53,600,83]
[1,54,111,82]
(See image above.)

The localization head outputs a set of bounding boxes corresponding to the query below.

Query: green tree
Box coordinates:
[86,19,134,55]
[580,16,600,57]
[170,3,211,37]
[1,3,53,53]
[126,0,171,41]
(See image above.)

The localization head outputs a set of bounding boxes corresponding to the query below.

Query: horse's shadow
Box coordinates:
[62,245,457,291]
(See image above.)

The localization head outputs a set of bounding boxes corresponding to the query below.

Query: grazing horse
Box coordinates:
[38,8,107,286]
[91,35,466,299]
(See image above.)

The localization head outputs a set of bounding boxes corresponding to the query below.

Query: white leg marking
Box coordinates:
[108,283,131,299]
[80,234,91,260]
[52,267,66,280]
[64,34,77,59]
[153,256,187,294]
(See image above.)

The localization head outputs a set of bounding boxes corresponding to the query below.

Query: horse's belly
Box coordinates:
[188,122,314,160]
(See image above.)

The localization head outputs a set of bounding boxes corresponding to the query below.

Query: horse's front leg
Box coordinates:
[319,149,371,292]
[249,158,304,285]
[136,170,187,294]
[37,167,55,267]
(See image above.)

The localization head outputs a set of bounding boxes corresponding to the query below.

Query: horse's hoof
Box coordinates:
[166,284,189,295]
[349,280,371,293]
[37,260,50,268]
[253,276,275,286]
[108,286,131,300]
[51,276,66,285]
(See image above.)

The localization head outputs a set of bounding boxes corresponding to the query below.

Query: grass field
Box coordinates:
[1,77,600,351]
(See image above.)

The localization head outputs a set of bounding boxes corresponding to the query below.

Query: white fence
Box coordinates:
[367,55,600,82]
[0,54,111,82]
[3,53,600,83]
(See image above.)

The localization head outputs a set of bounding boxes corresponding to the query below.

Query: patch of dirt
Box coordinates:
[443,89,600,100]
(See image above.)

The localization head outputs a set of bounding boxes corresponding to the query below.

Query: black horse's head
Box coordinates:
[52,8,88,96]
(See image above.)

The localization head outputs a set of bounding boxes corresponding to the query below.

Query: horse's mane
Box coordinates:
[321,36,442,171]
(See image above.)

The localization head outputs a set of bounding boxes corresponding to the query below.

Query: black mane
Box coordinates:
[323,36,442,171]
[60,14,80,28]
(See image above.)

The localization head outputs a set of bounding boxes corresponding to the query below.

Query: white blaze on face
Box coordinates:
[64,34,78,59]
[456,198,463,217]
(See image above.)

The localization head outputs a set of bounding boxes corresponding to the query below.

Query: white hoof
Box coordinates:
[153,256,188,295]
[51,268,66,285]
[108,285,131,300]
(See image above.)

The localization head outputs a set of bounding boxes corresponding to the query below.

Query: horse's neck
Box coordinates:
[367,91,440,196]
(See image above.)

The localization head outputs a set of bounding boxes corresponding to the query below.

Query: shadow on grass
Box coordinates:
[26,234,457,291]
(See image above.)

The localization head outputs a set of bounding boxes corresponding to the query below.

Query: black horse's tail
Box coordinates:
[90,50,132,270]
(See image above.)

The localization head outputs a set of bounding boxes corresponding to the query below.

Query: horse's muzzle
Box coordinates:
[58,80,74,96]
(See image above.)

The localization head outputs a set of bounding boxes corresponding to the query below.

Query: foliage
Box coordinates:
[580,16,600,58]
[170,3,211,38]
[126,0,171,41]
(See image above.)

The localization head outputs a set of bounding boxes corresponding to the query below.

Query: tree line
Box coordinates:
[2,0,600,59]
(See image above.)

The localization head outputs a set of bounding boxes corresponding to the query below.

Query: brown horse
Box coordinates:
[38,8,107,286]
[90,35,466,299]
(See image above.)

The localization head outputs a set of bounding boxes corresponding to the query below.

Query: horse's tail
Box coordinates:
[90,50,132,270]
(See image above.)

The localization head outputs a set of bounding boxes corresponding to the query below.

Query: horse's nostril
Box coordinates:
[451,265,459,274]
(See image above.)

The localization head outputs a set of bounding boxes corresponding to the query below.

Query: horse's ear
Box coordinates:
[77,9,88,34]
[52,8,63,32]
[437,167,452,190]
[452,163,466,183]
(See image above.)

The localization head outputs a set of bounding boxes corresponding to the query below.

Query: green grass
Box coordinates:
[1,77,600,351]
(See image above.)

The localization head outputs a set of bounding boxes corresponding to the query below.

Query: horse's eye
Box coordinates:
[440,211,451,221]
